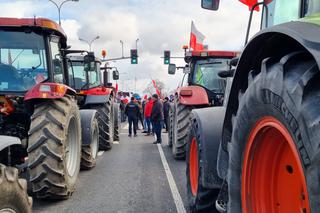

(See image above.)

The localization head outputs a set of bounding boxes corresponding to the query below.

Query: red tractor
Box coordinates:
[168,50,238,159]
[185,0,320,212]
[68,53,120,154]
[0,17,99,203]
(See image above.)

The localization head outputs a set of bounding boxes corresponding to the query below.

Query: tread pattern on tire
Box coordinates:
[228,51,320,211]
[81,119,99,170]
[113,103,120,141]
[92,96,114,151]
[28,96,81,199]
[168,103,174,148]
[173,97,192,159]
[0,164,32,213]
[186,115,219,212]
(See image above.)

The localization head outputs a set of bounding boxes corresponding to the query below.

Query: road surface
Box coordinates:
[33,124,189,213]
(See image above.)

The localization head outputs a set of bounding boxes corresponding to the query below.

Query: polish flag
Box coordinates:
[190,21,205,51]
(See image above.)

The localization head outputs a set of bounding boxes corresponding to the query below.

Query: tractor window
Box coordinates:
[192,59,228,93]
[69,61,100,90]
[263,0,300,28]
[0,30,48,92]
[50,41,64,84]
[304,0,320,16]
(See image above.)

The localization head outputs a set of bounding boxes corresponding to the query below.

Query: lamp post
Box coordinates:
[79,36,100,51]
[120,40,124,58]
[135,38,139,49]
[48,0,79,26]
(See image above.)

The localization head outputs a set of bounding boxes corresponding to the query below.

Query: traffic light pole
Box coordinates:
[102,56,131,62]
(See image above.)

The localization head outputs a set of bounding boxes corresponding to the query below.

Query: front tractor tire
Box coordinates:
[28,96,81,199]
[229,52,320,212]
[0,165,32,213]
[186,117,219,213]
[172,97,192,159]
[92,97,114,151]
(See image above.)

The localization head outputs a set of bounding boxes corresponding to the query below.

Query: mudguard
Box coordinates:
[192,107,226,189]
[84,94,110,105]
[223,20,320,147]
[79,109,98,146]
[176,85,209,106]
[0,136,21,152]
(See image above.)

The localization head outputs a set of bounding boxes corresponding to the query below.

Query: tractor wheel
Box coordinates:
[113,103,120,142]
[81,118,99,170]
[168,103,174,148]
[228,52,319,212]
[92,97,114,151]
[172,97,192,159]
[186,118,219,213]
[28,96,81,199]
[0,165,32,213]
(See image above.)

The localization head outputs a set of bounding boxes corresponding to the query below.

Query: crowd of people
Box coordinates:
[119,93,172,144]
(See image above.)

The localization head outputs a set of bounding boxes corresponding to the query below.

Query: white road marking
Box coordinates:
[113,141,120,144]
[157,144,186,213]
[97,151,104,156]
[123,123,129,130]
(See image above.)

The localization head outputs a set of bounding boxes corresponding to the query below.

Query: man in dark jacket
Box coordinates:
[151,94,164,144]
[125,97,140,137]
[163,97,170,133]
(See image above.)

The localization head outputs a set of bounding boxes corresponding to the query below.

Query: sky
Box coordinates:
[0,0,261,95]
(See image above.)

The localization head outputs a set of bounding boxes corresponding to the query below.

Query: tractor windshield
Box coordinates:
[192,59,228,93]
[0,30,48,92]
[69,61,101,90]
[262,0,320,28]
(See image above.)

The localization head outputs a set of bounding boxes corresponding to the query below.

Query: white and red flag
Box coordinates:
[189,21,205,51]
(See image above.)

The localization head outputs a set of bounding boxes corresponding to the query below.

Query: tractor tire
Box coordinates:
[172,97,192,159]
[28,96,81,199]
[168,103,174,148]
[0,164,32,213]
[228,52,320,212]
[186,117,219,213]
[81,118,99,170]
[113,103,120,142]
[92,97,114,151]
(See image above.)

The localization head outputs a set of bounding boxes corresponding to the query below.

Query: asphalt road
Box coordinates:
[33,124,189,213]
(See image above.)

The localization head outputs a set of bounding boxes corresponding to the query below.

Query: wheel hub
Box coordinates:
[189,137,199,196]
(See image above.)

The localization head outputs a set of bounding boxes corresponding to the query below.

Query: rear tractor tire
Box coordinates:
[81,118,99,170]
[0,164,32,213]
[186,117,219,213]
[172,97,192,159]
[229,52,319,212]
[168,103,174,148]
[28,96,81,199]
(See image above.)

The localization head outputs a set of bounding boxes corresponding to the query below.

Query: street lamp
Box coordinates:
[135,38,139,49]
[79,36,100,51]
[120,40,124,58]
[48,0,79,26]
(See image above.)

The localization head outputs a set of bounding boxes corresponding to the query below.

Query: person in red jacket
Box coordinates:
[144,97,153,135]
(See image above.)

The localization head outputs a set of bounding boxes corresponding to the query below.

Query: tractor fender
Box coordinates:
[176,85,209,106]
[24,82,76,101]
[0,136,21,152]
[84,94,111,105]
[222,20,320,147]
[79,109,98,146]
[192,107,225,189]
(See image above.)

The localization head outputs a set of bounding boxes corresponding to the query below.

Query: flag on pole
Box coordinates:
[238,0,272,11]
[151,80,161,96]
[115,82,119,94]
[190,21,205,51]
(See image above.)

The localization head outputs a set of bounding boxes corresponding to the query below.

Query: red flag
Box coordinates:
[143,94,148,100]
[190,21,205,51]
[151,80,161,97]
[152,80,157,88]
[115,82,119,93]
[238,0,274,12]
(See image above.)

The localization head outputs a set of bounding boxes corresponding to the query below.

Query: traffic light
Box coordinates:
[164,50,170,65]
[130,49,138,64]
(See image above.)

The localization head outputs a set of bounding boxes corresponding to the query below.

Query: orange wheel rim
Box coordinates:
[242,116,310,213]
[190,137,199,196]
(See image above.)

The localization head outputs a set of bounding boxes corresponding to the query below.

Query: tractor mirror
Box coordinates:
[201,0,220,10]
[230,57,239,67]
[168,64,176,75]
[103,70,109,86]
[183,65,191,74]
[218,69,235,78]
[113,70,119,80]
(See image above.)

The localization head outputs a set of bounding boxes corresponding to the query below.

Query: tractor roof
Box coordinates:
[185,50,240,63]
[68,55,101,63]
[0,17,67,47]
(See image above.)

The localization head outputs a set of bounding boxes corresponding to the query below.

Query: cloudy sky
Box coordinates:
[0,0,260,94]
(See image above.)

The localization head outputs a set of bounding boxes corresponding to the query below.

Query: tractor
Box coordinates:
[168,50,238,159]
[68,53,120,153]
[185,0,320,212]
[0,17,99,201]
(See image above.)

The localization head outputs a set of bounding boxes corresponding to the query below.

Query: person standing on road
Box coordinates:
[151,94,164,144]
[144,97,153,136]
[125,97,140,137]
[163,97,170,133]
